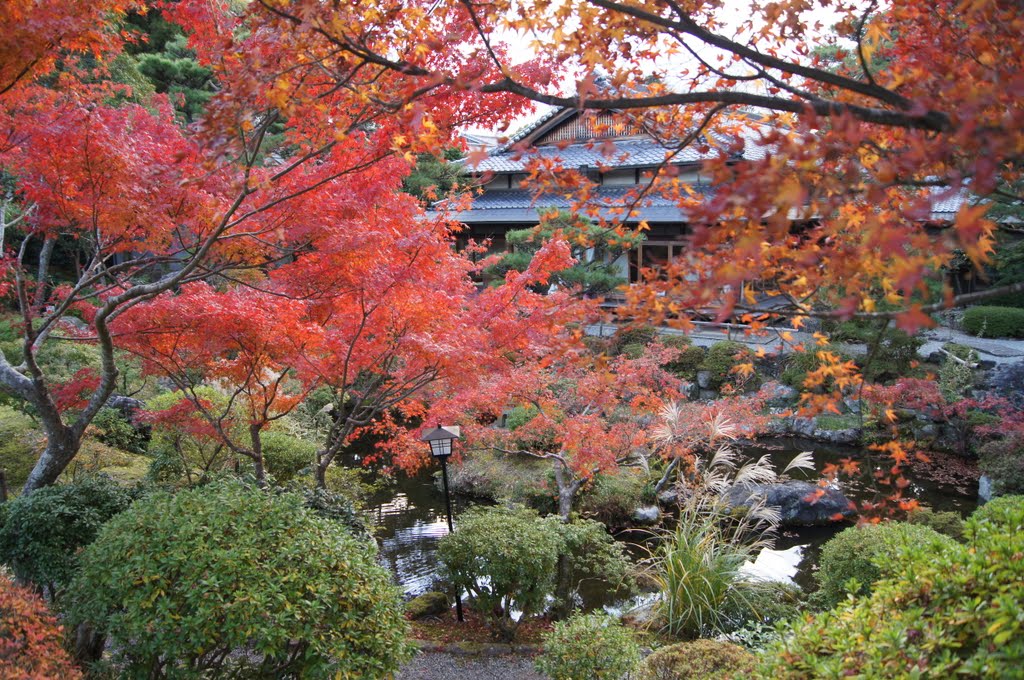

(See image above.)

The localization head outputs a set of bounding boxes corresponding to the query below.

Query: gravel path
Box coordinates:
[397,651,543,680]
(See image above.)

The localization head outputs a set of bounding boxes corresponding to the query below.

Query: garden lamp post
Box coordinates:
[421,424,465,622]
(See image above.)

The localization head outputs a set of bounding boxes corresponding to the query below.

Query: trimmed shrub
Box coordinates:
[700,341,755,390]
[0,475,133,597]
[760,500,1024,679]
[906,507,965,540]
[639,640,755,680]
[860,328,924,382]
[619,342,646,359]
[535,613,640,680]
[613,325,659,353]
[65,479,410,679]
[438,505,561,640]
[970,494,1024,528]
[781,345,855,390]
[92,407,147,453]
[978,438,1024,497]
[261,430,316,484]
[815,522,958,608]
[0,571,82,679]
[962,305,1024,338]
[577,468,648,526]
[664,344,705,381]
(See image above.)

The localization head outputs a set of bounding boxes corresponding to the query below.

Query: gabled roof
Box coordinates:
[472,138,724,173]
[471,107,768,174]
[442,186,712,224]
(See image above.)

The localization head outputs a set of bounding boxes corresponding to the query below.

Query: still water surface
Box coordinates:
[368,438,977,607]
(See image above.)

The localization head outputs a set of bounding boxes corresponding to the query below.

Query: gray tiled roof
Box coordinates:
[441,187,712,224]
[928,186,973,219]
[441,184,974,224]
[471,138,712,173]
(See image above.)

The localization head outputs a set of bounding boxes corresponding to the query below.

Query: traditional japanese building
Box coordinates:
[445,105,766,284]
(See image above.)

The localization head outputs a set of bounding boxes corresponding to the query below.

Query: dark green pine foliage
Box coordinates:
[402,148,468,206]
[486,211,644,296]
[122,9,215,123]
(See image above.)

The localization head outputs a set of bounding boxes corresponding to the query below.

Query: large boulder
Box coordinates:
[404,591,450,620]
[723,481,854,526]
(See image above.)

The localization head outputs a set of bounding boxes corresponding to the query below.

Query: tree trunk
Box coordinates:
[552,460,581,522]
[314,460,328,489]
[21,427,79,494]
[73,622,106,666]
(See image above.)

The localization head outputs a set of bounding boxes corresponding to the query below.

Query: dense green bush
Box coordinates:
[0,475,133,597]
[438,505,561,639]
[639,640,756,680]
[65,479,409,679]
[760,500,1024,678]
[553,516,636,611]
[699,341,755,390]
[619,342,646,359]
[663,342,705,381]
[970,494,1024,527]
[906,507,965,540]
[92,407,147,454]
[260,430,316,484]
[860,328,925,382]
[978,439,1024,496]
[815,522,956,608]
[577,469,648,526]
[535,613,640,680]
[780,345,852,390]
[613,325,659,353]
[962,305,1024,338]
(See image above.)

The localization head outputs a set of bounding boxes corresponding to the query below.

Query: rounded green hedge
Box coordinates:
[438,505,561,640]
[535,612,640,680]
[815,521,956,608]
[0,475,133,597]
[639,639,755,680]
[65,479,409,679]
[760,498,1024,678]
[962,306,1024,338]
[699,341,755,390]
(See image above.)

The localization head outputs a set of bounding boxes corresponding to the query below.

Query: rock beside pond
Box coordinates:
[723,481,855,526]
[978,475,994,503]
[631,505,661,526]
[769,416,861,445]
[405,592,450,620]
[763,382,799,407]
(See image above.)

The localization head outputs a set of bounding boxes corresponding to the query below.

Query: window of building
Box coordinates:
[628,239,687,282]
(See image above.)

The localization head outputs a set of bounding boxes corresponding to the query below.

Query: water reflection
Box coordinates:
[368,437,977,601]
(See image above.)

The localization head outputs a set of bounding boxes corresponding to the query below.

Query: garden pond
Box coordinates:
[368,437,978,610]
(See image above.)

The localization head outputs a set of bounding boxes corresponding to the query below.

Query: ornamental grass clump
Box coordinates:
[65,479,410,679]
[648,408,815,639]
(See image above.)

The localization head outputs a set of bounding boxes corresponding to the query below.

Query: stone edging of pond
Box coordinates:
[412,640,542,656]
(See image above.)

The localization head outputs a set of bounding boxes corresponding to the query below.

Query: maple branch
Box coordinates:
[854,0,882,89]
[592,0,909,111]
[478,77,949,132]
